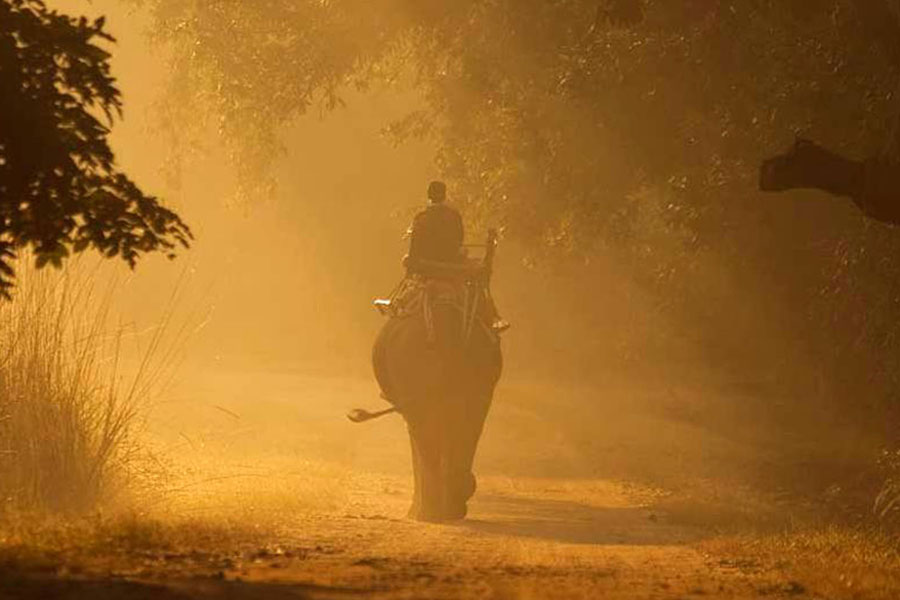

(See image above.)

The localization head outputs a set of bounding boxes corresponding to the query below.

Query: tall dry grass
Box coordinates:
[0,260,180,513]
[874,448,900,527]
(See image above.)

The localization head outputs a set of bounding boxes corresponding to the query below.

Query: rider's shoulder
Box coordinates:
[430,202,461,216]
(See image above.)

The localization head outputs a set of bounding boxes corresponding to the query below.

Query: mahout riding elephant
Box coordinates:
[371,240,503,522]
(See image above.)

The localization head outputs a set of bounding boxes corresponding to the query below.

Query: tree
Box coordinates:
[141,0,900,418]
[0,0,191,298]
[138,1,898,249]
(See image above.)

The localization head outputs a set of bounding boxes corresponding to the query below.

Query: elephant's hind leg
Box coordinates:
[406,418,447,522]
[406,409,467,522]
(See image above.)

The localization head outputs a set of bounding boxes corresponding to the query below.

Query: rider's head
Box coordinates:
[427,181,447,204]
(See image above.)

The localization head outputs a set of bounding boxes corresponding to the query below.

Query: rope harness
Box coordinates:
[376,273,494,346]
[374,229,501,346]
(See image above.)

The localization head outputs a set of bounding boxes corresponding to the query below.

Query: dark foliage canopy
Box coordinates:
[140,0,900,249]
[0,0,191,297]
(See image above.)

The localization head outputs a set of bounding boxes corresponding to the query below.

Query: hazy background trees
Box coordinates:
[130,0,900,423]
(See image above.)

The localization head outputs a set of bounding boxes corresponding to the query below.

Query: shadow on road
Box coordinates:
[463,494,708,546]
[0,566,367,600]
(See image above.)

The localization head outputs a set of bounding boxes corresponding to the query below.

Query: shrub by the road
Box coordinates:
[0,263,165,512]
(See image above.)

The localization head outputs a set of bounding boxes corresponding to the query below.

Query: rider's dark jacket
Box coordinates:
[407,202,464,267]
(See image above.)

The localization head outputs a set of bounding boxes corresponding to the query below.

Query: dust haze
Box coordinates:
[4,1,898,598]
[47,0,874,512]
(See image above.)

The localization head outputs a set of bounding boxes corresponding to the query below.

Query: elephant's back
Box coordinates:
[372,306,502,412]
[372,314,440,411]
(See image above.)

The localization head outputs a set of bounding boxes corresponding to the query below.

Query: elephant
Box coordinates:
[372,263,503,522]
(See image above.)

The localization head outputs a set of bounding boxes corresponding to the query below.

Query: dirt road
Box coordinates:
[1,479,792,599]
[0,367,856,598]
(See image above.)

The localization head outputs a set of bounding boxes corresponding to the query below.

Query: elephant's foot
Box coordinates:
[407,472,475,522]
[463,472,476,501]
[407,500,468,523]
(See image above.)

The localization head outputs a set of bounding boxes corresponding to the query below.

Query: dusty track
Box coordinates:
[0,478,791,599]
[0,367,866,598]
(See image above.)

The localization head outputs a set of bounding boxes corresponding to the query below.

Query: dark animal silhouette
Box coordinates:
[760,138,900,226]
[371,238,502,522]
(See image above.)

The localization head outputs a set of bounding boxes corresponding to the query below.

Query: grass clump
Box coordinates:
[703,526,900,600]
[0,261,168,513]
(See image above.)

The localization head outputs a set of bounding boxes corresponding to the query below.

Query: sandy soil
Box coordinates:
[0,367,868,598]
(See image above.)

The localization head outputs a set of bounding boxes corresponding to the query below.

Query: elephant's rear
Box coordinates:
[372,299,501,521]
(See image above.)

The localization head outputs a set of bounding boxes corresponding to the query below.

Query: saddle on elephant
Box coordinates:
[373,230,505,343]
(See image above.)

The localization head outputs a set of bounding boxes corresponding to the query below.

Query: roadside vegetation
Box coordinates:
[702,527,900,600]
[0,0,190,515]
[0,261,173,513]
